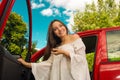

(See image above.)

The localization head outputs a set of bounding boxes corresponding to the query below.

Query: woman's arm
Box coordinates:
[51,34,80,57]
[18,58,31,68]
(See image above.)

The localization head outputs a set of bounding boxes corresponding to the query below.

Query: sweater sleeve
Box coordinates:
[31,54,53,80]
[70,38,91,80]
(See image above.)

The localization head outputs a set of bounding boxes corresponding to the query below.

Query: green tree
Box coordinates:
[86,52,94,72]
[73,0,120,73]
[1,12,37,59]
[73,0,120,32]
[1,12,27,54]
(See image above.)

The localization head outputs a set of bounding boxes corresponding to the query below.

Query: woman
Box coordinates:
[18,19,91,80]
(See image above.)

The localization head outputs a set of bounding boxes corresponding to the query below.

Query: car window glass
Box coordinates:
[107,30,120,61]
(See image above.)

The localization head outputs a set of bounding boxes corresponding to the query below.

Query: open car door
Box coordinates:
[0,0,34,80]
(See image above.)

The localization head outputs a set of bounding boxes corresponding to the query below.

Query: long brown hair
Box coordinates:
[43,19,69,61]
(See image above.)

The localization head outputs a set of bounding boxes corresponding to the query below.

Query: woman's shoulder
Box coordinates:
[70,33,80,40]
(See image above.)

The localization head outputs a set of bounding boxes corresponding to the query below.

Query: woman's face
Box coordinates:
[52,21,67,38]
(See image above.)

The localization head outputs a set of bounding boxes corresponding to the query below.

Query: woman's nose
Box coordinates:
[58,27,62,31]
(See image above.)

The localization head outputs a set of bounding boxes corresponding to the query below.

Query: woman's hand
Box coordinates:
[18,58,25,64]
[18,58,31,68]
[51,48,70,57]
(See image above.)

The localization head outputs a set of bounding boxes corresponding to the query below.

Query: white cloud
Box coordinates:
[115,0,120,5]
[66,13,74,33]
[63,10,75,33]
[41,8,53,16]
[47,0,97,11]
[31,0,45,9]
[40,8,60,16]
[46,0,97,33]
[63,10,73,16]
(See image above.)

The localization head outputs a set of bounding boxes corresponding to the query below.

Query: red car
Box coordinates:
[0,0,120,80]
[31,26,120,80]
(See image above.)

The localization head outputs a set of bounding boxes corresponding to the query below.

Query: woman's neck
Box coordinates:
[61,35,71,44]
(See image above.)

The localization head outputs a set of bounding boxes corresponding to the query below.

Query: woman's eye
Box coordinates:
[53,28,58,31]
[53,28,56,31]
[60,24,63,27]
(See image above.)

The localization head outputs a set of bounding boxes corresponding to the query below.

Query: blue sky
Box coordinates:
[11,0,119,49]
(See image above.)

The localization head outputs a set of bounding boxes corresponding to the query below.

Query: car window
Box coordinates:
[106,30,120,61]
[82,35,97,79]
[1,0,29,59]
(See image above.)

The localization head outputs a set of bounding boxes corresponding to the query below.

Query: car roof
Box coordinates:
[77,26,120,36]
